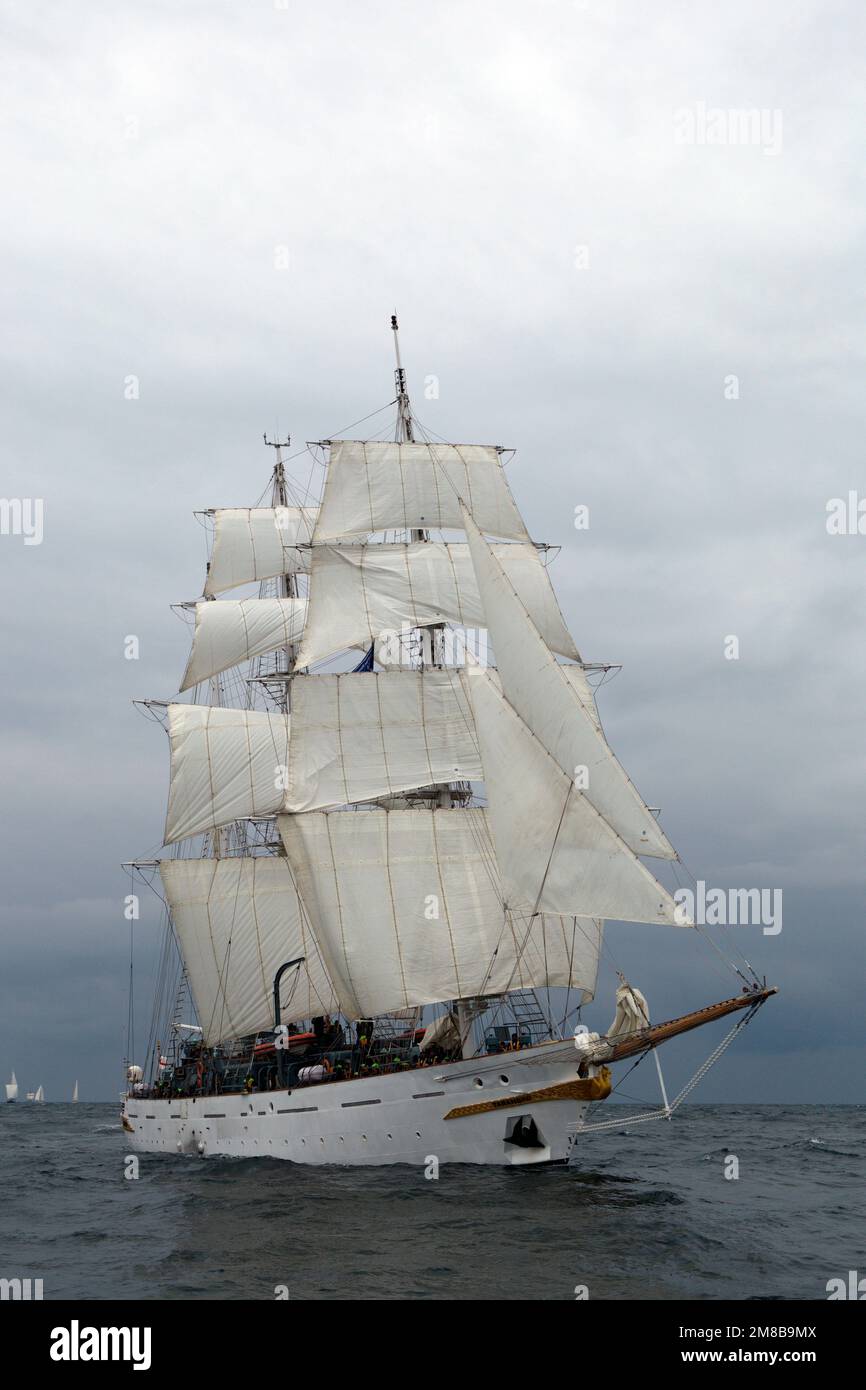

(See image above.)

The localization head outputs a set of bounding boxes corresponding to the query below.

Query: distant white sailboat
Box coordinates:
[72,1080,79,1103]
[31,1085,44,1104]
[5,1072,17,1103]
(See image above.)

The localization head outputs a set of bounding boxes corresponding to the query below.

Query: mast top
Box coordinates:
[391,312,415,444]
[263,433,291,508]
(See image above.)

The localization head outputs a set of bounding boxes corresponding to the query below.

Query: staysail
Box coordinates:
[462,507,676,860]
[464,668,685,924]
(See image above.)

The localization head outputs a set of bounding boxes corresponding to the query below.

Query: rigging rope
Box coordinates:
[568,1003,763,1139]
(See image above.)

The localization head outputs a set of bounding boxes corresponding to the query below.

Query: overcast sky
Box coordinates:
[1,0,863,1103]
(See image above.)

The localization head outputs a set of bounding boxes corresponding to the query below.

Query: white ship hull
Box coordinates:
[123,1040,589,1167]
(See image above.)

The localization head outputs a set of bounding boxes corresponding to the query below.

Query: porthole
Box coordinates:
[415,1131,421,1138]
[474,1078,484,1088]
[500,1075,510,1086]
[387,1133,393,1140]
[361,1134,367,1142]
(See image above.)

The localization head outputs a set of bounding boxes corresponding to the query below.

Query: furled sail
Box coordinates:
[465,670,687,925]
[204,507,316,596]
[163,672,485,841]
[294,541,579,669]
[278,808,602,1020]
[314,441,529,541]
[180,597,308,691]
[462,508,675,859]
[160,857,337,1044]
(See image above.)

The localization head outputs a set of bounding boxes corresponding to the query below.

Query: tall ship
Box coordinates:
[123,318,774,1166]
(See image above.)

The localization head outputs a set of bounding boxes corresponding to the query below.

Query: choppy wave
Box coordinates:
[0,1102,862,1300]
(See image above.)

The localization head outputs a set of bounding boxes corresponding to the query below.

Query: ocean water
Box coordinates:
[0,1103,860,1301]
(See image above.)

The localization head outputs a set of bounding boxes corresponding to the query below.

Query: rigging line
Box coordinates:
[126,865,135,1073]
[671,850,762,980]
[576,1006,764,1138]
[140,891,191,1070]
[254,400,404,488]
[494,779,575,1003]
[668,856,763,985]
[319,398,400,444]
[559,917,585,1033]
[409,414,455,448]
[693,922,758,987]
[580,1048,652,1127]
[130,865,171,911]
[143,907,183,1080]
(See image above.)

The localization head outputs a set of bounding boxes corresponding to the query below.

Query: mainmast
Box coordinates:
[391,313,416,451]
[263,433,299,711]
[392,315,483,1052]
[390,315,453,803]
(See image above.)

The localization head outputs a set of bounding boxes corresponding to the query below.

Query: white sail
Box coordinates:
[204,507,316,597]
[164,704,290,844]
[5,1072,17,1102]
[294,541,579,669]
[160,857,338,1045]
[278,808,602,1020]
[285,670,482,813]
[315,441,529,541]
[180,597,308,691]
[34,1085,44,1103]
[164,673,486,841]
[72,1080,79,1103]
[466,670,687,925]
[462,508,675,859]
